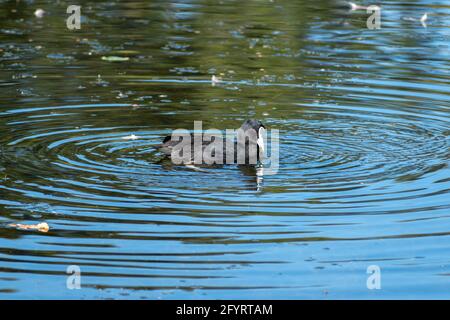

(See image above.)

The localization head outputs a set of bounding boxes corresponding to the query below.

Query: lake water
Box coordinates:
[0,0,449,299]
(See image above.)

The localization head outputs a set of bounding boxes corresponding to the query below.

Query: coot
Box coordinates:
[157,120,266,166]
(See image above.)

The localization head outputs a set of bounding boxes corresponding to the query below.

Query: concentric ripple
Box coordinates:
[0,95,449,299]
[1,100,448,221]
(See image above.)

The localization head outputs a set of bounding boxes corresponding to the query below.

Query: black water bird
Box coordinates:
[157,120,266,166]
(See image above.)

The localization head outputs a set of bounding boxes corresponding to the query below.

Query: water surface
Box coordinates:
[0,0,449,299]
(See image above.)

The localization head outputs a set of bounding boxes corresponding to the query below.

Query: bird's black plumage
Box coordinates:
[157,120,266,165]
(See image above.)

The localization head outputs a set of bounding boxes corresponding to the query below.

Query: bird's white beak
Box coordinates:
[257,127,265,154]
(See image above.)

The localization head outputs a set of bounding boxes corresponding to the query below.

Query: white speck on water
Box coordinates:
[420,13,428,28]
[420,13,428,23]
[211,75,221,86]
[122,134,139,140]
[34,9,45,18]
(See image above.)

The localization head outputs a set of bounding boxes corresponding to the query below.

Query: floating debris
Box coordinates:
[34,9,46,18]
[122,134,140,140]
[101,56,130,62]
[9,222,49,233]
[420,13,428,28]
[211,75,222,86]
[420,13,428,22]
[402,13,428,28]
[116,91,128,99]
[94,74,109,87]
[347,2,368,10]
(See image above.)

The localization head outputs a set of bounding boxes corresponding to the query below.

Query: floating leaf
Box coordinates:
[113,50,139,55]
[101,56,130,62]
[9,222,50,233]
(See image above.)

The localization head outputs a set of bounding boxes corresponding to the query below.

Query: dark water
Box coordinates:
[0,0,449,299]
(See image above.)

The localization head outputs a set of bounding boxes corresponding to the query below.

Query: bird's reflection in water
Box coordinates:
[157,158,264,192]
[238,165,264,192]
